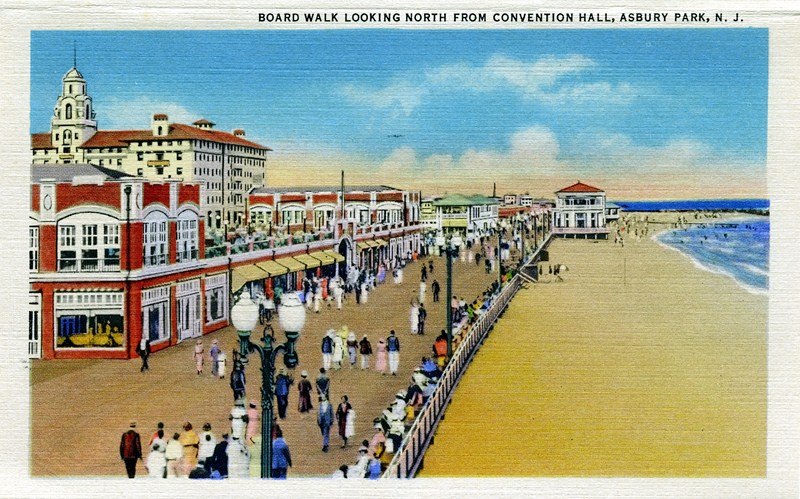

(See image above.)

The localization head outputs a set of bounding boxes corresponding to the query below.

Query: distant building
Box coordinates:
[502,194,518,205]
[420,196,440,231]
[31,66,270,232]
[429,194,499,237]
[551,182,610,239]
[519,194,533,207]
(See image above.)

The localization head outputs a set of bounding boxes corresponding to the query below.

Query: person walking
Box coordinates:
[374,338,387,375]
[313,284,323,313]
[164,432,183,478]
[428,260,434,275]
[198,423,217,470]
[148,422,165,447]
[246,400,260,442]
[138,337,151,372]
[317,395,334,452]
[208,433,229,478]
[321,329,334,370]
[209,339,220,377]
[387,330,400,376]
[297,370,313,414]
[227,435,250,479]
[193,339,204,375]
[361,280,369,304]
[333,282,344,310]
[275,368,293,419]
[145,430,167,478]
[418,304,427,336]
[179,422,200,476]
[420,265,427,282]
[271,428,293,479]
[336,395,353,448]
[347,330,358,369]
[431,279,440,303]
[120,421,142,478]
[230,360,246,401]
[410,301,419,335]
[332,331,344,370]
[217,350,227,379]
[316,368,330,400]
[359,335,372,370]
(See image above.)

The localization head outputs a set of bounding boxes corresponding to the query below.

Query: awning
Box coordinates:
[274,256,305,273]
[256,260,288,277]
[308,251,335,265]
[293,253,322,270]
[324,250,345,263]
[232,264,269,292]
[356,241,370,250]
[367,240,381,248]
[374,239,388,247]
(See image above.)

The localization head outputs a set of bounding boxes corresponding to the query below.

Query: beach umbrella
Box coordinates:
[558,264,569,272]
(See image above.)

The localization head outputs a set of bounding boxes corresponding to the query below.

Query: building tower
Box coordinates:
[50,67,97,163]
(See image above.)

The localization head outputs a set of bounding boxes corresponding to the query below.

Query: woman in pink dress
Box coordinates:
[374,338,387,375]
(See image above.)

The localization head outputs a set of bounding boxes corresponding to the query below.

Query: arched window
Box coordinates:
[86,104,89,118]
[249,206,273,227]
[176,211,199,262]
[157,126,163,136]
[63,130,72,145]
[142,211,168,266]
[65,103,72,120]
[69,84,72,94]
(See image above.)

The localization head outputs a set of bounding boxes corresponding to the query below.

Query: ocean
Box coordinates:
[614,199,769,212]
[655,217,769,294]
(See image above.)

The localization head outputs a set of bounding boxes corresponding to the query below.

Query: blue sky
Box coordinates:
[30,29,768,198]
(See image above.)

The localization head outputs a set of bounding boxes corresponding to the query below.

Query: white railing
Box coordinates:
[382,274,522,479]
[551,226,609,235]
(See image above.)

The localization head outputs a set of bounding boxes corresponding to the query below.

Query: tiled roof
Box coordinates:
[31,133,53,149]
[31,163,134,182]
[557,182,604,193]
[76,123,270,150]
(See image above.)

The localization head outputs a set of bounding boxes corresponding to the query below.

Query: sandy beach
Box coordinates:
[419,213,767,477]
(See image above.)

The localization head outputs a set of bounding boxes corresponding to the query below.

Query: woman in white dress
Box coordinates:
[410,301,419,335]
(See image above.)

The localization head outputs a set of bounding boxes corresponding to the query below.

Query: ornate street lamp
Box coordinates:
[231,292,306,478]
[444,233,462,359]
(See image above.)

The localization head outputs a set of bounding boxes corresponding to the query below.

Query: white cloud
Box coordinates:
[341,53,630,115]
[340,80,427,118]
[99,96,197,129]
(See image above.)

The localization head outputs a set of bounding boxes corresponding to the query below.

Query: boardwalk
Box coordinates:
[418,235,766,477]
[30,254,497,477]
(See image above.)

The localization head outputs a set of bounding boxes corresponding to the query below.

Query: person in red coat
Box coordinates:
[120,421,142,478]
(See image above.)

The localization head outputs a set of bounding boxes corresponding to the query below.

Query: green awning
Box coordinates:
[274,257,305,272]
[293,253,322,269]
[324,250,345,263]
[256,260,288,277]
[308,251,335,265]
[232,264,269,291]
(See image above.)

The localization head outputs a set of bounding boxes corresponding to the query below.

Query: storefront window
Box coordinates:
[55,292,124,349]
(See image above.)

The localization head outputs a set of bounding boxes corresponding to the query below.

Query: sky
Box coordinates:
[30,29,768,199]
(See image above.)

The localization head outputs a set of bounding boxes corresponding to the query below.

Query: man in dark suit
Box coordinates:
[119,421,142,478]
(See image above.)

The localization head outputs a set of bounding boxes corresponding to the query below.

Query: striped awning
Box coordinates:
[293,253,322,269]
[274,256,305,272]
[232,264,269,292]
[324,250,345,263]
[256,260,289,277]
[308,251,335,265]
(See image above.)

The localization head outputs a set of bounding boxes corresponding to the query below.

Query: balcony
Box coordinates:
[551,227,609,235]
[147,159,170,167]
[58,258,121,272]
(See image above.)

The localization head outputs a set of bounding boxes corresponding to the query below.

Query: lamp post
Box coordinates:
[443,233,462,359]
[231,292,306,479]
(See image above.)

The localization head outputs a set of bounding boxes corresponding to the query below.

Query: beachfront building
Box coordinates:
[426,194,499,239]
[420,196,440,232]
[30,66,270,232]
[551,182,610,239]
[29,166,424,360]
[606,201,622,222]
